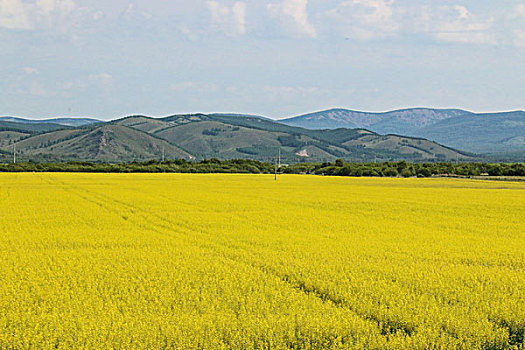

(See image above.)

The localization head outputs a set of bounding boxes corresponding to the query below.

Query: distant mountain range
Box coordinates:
[280,108,525,155]
[0,116,101,127]
[0,108,523,163]
[0,113,474,163]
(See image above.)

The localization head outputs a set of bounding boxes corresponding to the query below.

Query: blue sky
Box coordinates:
[0,0,524,120]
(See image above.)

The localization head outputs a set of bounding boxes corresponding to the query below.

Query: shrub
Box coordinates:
[383,168,398,177]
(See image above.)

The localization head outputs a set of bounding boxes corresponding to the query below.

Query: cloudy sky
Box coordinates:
[0,0,524,120]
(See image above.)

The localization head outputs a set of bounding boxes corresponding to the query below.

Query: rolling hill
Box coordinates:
[0,120,68,134]
[280,108,471,132]
[113,114,471,162]
[280,108,525,156]
[0,131,30,149]
[0,114,472,163]
[417,111,525,153]
[115,114,353,161]
[3,124,191,163]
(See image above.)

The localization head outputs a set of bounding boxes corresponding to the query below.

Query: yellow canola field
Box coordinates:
[0,173,524,349]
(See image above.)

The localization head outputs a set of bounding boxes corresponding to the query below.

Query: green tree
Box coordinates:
[487,165,503,176]
[401,168,414,177]
[383,168,398,177]
[416,168,432,177]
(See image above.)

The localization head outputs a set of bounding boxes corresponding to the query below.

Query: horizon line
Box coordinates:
[1,106,524,122]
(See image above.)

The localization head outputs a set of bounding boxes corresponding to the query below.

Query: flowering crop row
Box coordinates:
[0,174,523,349]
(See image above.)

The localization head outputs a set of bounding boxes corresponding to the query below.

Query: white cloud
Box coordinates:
[232,2,246,35]
[453,5,469,20]
[352,0,396,24]
[0,0,75,30]
[267,0,316,38]
[207,1,246,36]
[510,5,525,49]
[207,1,228,23]
[432,5,495,45]
[123,3,152,21]
[515,4,525,18]
[55,0,74,14]
[0,0,33,29]
[324,2,501,45]
[36,0,55,14]
[325,0,399,40]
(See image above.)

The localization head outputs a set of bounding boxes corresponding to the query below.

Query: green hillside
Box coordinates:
[343,134,468,161]
[3,125,191,163]
[113,115,178,134]
[117,114,471,163]
[0,114,472,163]
[0,131,30,148]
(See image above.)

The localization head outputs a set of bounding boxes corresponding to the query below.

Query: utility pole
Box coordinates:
[13,143,16,164]
[162,148,165,162]
[274,149,280,181]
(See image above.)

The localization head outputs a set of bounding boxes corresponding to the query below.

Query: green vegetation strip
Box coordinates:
[0,159,524,177]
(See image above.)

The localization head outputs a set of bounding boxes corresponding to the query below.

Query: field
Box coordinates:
[0,174,524,349]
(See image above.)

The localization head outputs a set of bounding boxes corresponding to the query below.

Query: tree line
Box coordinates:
[283,160,525,177]
[0,159,524,177]
[0,159,274,174]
